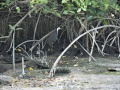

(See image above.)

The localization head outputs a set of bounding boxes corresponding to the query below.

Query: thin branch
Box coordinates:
[49,25,120,77]
[33,11,42,41]
[12,31,15,70]
[0,36,9,39]
[15,40,39,49]
[102,30,117,54]
[89,30,96,62]
[77,42,96,61]
[8,4,44,39]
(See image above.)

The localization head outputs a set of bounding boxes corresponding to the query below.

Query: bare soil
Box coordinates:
[0,54,120,90]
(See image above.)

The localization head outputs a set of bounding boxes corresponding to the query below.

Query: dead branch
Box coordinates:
[33,11,42,41]
[8,4,44,39]
[16,40,39,49]
[102,30,117,55]
[49,25,120,77]
[89,29,97,62]
[77,42,96,61]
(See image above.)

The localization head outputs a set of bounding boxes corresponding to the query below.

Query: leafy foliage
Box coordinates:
[0,0,15,9]
[34,0,119,20]
[0,0,119,20]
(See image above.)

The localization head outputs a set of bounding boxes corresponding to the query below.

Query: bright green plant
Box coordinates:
[1,0,119,19]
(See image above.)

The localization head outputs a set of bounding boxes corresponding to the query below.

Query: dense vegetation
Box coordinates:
[0,0,120,76]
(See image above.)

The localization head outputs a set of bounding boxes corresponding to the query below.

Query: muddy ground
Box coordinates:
[0,53,120,90]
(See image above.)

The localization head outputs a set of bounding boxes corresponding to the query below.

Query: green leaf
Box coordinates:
[6,0,10,4]
[42,10,48,14]
[40,0,48,4]
[63,10,69,15]
[87,15,94,21]
[87,2,91,5]
[52,11,61,17]
[103,20,108,25]
[73,0,80,7]
[44,5,51,11]
[97,10,105,16]
[82,7,87,11]
[36,0,40,4]
[55,12,61,17]
[69,11,75,15]
[42,5,51,14]
[30,0,35,5]
[16,6,20,13]
[35,9,38,13]
[91,1,98,8]
[77,8,81,13]
[62,0,69,4]
[104,3,109,10]
[30,0,35,8]
[9,25,15,30]
[103,0,108,5]
[88,8,97,14]
[103,0,109,10]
